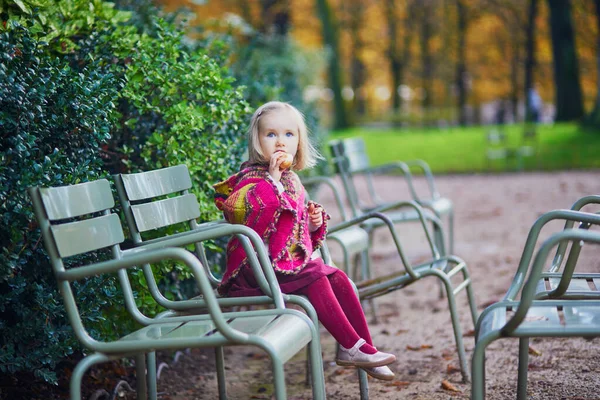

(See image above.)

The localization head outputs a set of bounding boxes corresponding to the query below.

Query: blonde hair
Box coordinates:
[247,101,321,170]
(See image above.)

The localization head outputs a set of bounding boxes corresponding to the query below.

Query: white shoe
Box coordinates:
[336,339,396,368]
[362,365,395,381]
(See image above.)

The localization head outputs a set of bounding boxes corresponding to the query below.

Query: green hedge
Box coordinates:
[0,23,121,383]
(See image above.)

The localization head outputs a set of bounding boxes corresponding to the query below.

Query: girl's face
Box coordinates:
[257,108,300,161]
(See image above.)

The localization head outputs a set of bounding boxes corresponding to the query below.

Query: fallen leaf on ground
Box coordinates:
[395,329,408,335]
[446,364,461,374]
[528,345,542,356]
[463,329,475,337]
[407,344,433,351]
[441,379,461,392]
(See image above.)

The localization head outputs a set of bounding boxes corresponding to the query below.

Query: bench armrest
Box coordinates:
[302,175,348,221]
[503,229,600,334]
[503,210,600,301]
[360,160,439,204]
[126,223,284,308]
[328,200,442,279]
[59,246,270,347]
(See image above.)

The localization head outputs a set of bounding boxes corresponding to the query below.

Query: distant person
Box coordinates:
[528,87,542,123]
[496,99,507,125]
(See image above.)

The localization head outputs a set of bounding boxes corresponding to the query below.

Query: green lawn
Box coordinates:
[329,123,600,174]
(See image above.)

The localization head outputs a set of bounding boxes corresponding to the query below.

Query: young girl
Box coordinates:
[213,101,396,381]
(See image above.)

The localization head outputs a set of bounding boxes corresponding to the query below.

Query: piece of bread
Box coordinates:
[279,153,294,170]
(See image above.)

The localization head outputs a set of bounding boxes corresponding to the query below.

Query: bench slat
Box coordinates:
[40,180,114,220]
[51,214,124,258]
[121,165,192,201]
[131,194,200,232]
[329,226,369,255]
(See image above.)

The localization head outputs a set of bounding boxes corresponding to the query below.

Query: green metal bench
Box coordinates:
[303,175,477,383]
[329,137,453,254]
[29,179,326,400]
[113,165,329,396]
[471,210,600,400]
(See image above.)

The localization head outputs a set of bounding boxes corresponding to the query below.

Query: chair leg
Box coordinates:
[517,338,530,400]
[358,368,369,400]
[308,338,326,400]
[359,250,378,324]
[215,346,227,400]
[466,276,479,327]
[271,356,287,400]
[305,346,312,387]
[471,337,491,400]
[147,351,157,400]
[447,208,455,255]
[70,353,112,400]
[135,354,148,400]
[439,274,470,383]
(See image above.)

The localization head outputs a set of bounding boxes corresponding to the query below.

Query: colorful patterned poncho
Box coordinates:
[213,163,329,296]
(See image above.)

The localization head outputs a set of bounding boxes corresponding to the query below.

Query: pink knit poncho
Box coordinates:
[213,163,329,295]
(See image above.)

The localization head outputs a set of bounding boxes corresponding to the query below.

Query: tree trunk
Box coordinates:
[348,1,367,117]
[510,30,520,122]
[239,0,253,27]
[385,0,402,113]
[260,0,290,36]
[585,0,600,126]
[385,0,415,116]
[315,0,349,129]
[455,0,468,126]
[547,0,584,121]
[524,0,538,122]
[420,1,433,113]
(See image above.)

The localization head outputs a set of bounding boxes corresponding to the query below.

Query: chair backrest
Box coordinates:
[28,179,127,342]
[329,138,369,218]
[114,165,218,285]
[29,179,124,266]
[116,165,200,238]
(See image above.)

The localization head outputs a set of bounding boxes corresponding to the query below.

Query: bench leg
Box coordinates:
[357,250,378,324]
[270,356,287,400]
[147,351,157,400]
[215,346,227,400]
[308,338,326,400]
[358,368,369,400]
[471,336,491,400]
[517,338,530,400]
[438,274,470,382]
[447,207,455,255]
[135,354,148,400]
[70,353,112,400]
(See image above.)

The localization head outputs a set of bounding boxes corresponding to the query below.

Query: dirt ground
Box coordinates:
[154,171,600,400]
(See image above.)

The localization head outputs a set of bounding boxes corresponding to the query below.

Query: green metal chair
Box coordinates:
[471,210,600,400]
[329,137,453,254]
[304,173,477,383]
[29,179,326,400]
[330,204,477,383]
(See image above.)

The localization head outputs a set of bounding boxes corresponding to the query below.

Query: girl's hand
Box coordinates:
[307,202,323,232]
[268,152,288,182]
